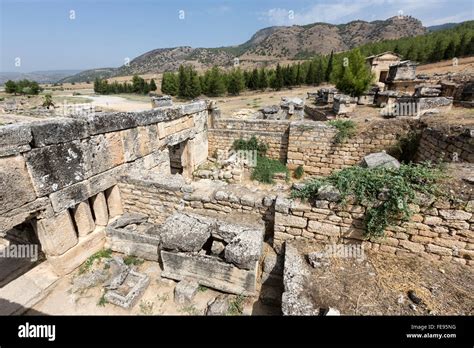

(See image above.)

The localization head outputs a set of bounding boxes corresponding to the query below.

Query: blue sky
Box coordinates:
[1,0,473,72]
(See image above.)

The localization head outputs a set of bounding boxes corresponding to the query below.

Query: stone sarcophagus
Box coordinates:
[159,212,264,295]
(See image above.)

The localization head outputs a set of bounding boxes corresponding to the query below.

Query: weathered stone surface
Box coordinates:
[174,279,199,305]
[282,244,319,315]
[106,185,124,218]
[34,210,78,256]
[91,192,109,226]
[206,295,230,316]
[317,184,341,202]
[362,152,400,169]
[87,133,124,176]
[225,229,264,270]
[0,124,32,156]
[73,201,95,236]
[161,251,257,295]
[0,155,37,214]
[47,227,106,276]
[105,270,150,309]
[160,213,214,252]
[439,210,472,221]
[24,140,88,196]
[263,249,284,275]
[275,196,291,214]
[30,118,89,146]
[0,197,52,234]
[107,237,159,261]
[83,112,138,135]
[211,240,226,256]
[152,95,173,108]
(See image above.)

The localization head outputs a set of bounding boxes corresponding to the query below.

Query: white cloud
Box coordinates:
[259,0,470,26]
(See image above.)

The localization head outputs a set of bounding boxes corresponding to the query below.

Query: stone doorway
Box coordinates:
[0,220,45,288]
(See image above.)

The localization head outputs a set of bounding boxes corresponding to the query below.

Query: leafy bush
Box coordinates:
[292,163,445,238]
[232,136,268,156]
[251,156,288,184]
[328,119,357,144]
[294,165,305,179]
[79,248,112,274]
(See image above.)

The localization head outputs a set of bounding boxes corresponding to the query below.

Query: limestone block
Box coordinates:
[47,227,106,276]
[0,155,37,214]
[0,197,52,234]
[73,201,95,236]
[161,251,257,295]
[35,210,78,256]
[30,118,89,147]
[91,192,109,226]
[24,140,88,196]
[174,279,199,305]
[106,186,124,218]
[83,112,138,135]
[87,133,124,176]
[225,229,264,270]
[160,213,212,252]
[0,124,32,156]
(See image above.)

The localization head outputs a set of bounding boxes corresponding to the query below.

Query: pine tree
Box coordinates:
[325,50,334,82]
[314,59,324,85]
[333,49,374,97]
[430,40,444,62]
[227,68,245,95]
[444,40,457,60]
[249,68,259,90]
[257,67,268,90]
[149,78,157,92]
[207,66,226,96]
[188,67,201,98]
[295,63,303,85]
[456,33,468,57]
[5,80,16,94]
[178,65,190,98]
[305,61,314,85]
[271,64,284,90]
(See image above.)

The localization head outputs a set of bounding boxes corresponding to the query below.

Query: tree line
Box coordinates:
[4,79,42,95]
[93,75,156,94]
[161,52,336,99]
[358,21,474,64]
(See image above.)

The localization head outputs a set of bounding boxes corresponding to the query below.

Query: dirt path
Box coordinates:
[67,94,152,112]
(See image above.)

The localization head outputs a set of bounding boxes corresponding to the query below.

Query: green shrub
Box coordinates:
[123,255,144,266]
[291,163,445,238]
[232,136,268,156]
[79,248,112,274]
[251,156,288,184]
[294,165,305,179]
[327,119,357,144]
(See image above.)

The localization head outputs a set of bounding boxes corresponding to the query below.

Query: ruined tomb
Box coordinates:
[105,212,160,261]
[159,212,264,295]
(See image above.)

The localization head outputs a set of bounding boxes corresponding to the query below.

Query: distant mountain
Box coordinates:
[57,68,116,84]
[427,23,460,32]
[0,70,82,85]
[62,16,427,83]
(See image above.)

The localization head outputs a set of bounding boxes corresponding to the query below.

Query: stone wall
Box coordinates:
[208,118,290,161]
[287,119,414,175]
[273,196,474,266]
[415,126,473,163]
[118,174,276,238]
[0,101,210,275]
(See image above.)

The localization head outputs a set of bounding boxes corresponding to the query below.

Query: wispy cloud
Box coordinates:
[259,0,471,26]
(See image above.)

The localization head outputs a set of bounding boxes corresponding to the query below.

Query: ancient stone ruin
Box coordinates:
[0,94,472,316]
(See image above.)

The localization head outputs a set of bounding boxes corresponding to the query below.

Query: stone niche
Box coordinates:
[159,212,264,295]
